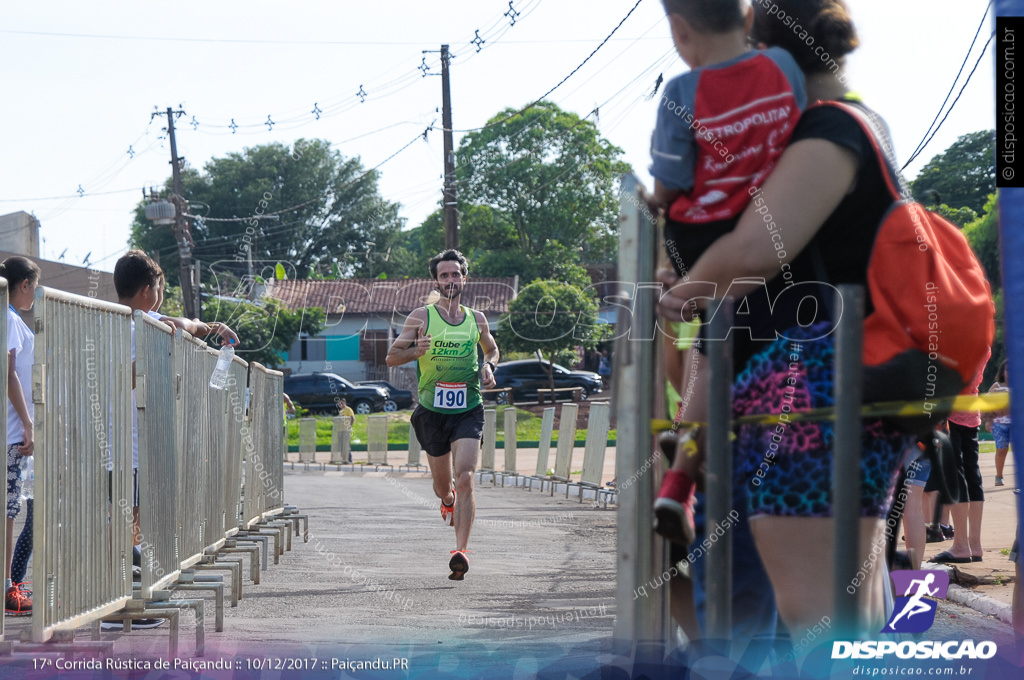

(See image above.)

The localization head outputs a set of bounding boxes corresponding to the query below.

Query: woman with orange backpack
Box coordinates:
[656,0,993,643]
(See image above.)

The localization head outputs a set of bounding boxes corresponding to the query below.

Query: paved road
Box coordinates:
[3,469,1020,679]
[2,470,619,678]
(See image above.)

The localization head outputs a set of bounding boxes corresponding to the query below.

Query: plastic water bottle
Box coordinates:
[209,340,236,390]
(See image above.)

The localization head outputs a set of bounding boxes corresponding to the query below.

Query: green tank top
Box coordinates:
[417,304,483,413]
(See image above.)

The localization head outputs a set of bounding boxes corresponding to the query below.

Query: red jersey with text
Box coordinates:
[651,47,806,224]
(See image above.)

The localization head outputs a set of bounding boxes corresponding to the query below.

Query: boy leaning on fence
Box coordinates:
[108,250,239,629]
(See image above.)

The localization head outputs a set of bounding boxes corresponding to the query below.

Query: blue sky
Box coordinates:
[0,0,997,272]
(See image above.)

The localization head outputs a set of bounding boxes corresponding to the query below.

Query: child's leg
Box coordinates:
[655,351,707,545]
[995,448,1008,482]
[11,499,32,584]
[4,518,13,582]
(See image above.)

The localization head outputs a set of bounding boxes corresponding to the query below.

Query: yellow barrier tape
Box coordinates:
[652,391,1011,433]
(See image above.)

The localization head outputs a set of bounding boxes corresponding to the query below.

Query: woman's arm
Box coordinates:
[8,350,33,456]
[657,138,859,319]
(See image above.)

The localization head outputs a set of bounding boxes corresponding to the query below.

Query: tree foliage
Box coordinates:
[496,279,609,366]
[452,102,631,276]
[910,130,995,214]
[160,284,325,369]
[131,139,406,287]
[963,193,1000,291]
[932,204,978,229]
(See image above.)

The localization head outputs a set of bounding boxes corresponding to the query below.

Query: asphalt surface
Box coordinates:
[1,469,619,678]
[1,467,1021,679]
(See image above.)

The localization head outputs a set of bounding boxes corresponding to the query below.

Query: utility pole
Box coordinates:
[165,107,198,319]
[440,44,459,251]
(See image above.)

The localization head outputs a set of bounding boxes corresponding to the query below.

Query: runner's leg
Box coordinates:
[427,452,455,507]
[450,437,479,551]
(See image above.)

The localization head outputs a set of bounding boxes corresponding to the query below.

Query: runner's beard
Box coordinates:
[438,283,462,300]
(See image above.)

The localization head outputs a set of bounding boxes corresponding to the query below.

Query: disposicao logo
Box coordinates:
[831,570,997,661]
[881,570,948,634]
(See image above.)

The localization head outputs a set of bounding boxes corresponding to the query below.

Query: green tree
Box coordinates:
[131,139,406,286]
[160,284,325,368]
[910,130,995,214]
[963,193,1000,290]
[932,204,978,229]
[496,279,609,369]
[454,102,631,275]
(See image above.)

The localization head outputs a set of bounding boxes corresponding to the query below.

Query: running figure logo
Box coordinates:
[881,570,949,634]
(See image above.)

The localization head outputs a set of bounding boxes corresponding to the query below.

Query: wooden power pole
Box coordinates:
[166,107,198,319]
[440,44,459,251]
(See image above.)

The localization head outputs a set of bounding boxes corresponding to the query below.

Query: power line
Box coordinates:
[902,0,993,170]
[452,0,646,133]
[902,31,996,171]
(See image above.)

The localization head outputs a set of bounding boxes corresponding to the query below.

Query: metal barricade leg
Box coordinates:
[219,540,262,585]
[706,298,734,645]
[194,558,243,605]
[235,532,270,576]
[175,572,226,631]
[834,285,864,637]
[148,596,205,657]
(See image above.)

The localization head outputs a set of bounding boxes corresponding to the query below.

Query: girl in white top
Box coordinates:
[2,255,39,615]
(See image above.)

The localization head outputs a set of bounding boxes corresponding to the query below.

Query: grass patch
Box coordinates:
[287,406,617,448]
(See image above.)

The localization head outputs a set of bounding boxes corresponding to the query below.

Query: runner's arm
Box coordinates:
[386,308,430,367]
[475,310,499,389]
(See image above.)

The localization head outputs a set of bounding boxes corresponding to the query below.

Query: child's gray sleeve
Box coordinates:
[650,75,699,191]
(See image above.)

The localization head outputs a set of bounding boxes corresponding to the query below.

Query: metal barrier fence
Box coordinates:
[613,175,669,652]
[298,418,318,469]
[525,407,555,492]
[32,287,134,643]
[481,408,497,473]
[550,403,579,487]
[135,313,182,600]
[568,402,612,505]
[498,407,519,486]
[243,364,287,528]
[366,415,389,469]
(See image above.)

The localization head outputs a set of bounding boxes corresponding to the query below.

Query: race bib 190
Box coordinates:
[433,382,468,410]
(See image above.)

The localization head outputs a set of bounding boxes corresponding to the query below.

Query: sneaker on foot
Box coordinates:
[654,469,696,547]
[449,550,470,581]
[939,524,955,540]
[4,585,32,617]
[995,476,1005,486]
[441,488,455,527]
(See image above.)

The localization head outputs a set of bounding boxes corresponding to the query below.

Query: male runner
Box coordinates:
[386,249,499,580]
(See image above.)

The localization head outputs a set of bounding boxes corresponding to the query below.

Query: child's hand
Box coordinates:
[18,425,33,457]
[209,322,240,347]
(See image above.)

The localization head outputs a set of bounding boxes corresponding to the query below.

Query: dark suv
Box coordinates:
[283,373,388,414]
[489,360,603,404]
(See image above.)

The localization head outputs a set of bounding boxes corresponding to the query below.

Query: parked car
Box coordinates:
[356,380,414,412]
[488,360,603,404]
[283,373,388,414]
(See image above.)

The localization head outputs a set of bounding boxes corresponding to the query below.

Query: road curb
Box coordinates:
[923,563,1013,625]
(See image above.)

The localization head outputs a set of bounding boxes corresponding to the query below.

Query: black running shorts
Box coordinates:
[411,404,485,458]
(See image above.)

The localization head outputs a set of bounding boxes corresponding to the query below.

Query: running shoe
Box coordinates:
[995,477,1005,486]
[449,550,470,580]
[654,469,696,547]
[441,488,456,527]
[4,585,32,617]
